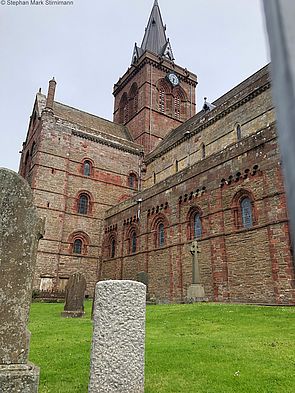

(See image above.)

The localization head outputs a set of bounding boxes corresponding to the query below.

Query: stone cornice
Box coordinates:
[72,130,142,156]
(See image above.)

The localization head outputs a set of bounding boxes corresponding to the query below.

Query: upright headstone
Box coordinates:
[61,272,86,318]
[137,271,148,287]
[89,280,146,393]
[0,168,42,392]
[187,240,206,300]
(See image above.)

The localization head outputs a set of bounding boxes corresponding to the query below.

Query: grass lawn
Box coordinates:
[29,301,295,393]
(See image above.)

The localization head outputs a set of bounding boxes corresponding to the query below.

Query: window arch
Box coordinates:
[128,172,138,190]
[77,193,91,215]
[31,141,36,157]
[128,83,139,119]
[173,87,187,119]
[151,214,168,248]
[157,79,171,114]
[158,223,165,247]
[241,197,253,228]
[194,213,202,239]
[131,231,137,253]
[236,124,242,141]
[119,93,128,124]
[69,231,89,255]
[187,207,203,240]
[73,239,82,254]
[83,160,92,176]
[110,237,116,258]
[232,190,256,229]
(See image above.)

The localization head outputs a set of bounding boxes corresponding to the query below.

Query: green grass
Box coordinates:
[29,302,295,393]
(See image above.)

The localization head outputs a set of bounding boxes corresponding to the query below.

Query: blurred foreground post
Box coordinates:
[89,280,146,393]
[263,0,295,262]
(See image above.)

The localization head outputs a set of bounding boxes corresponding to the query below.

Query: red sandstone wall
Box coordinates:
[101,125,295,305]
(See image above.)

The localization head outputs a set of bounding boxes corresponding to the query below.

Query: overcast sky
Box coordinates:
[0,0,269,171]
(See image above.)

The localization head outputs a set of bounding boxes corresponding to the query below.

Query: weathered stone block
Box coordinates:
[89,280,146,393]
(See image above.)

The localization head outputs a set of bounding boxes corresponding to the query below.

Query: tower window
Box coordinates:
[241,197,253,228]
[78,194,89,215]
[159,89,165,113]
[83,160,92,176]
[128,173,138,189]
[174,95,181,119]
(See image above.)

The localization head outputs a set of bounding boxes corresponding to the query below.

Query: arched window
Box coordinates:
[201,143,206,159]
[78,193,89,215]
[131,231,137,254]
[194,213,202,239]
[73,239,82,254]
[83,160,92,176]
[119,93,128,124]
[158,223,165,247]
[128,83,139,119]
[159,88,165,113]
[111,238,116,258]
[236,124,242,141]
[128,173,138,189]
[232,190,256,230]
[241,197,253,228]
[70,232,89,255]
[31,141,36,157]
[174,95,181,119]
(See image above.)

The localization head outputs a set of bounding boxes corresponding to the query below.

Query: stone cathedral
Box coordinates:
[19,0,295,304]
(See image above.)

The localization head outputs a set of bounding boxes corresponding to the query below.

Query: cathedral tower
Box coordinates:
[113,0,197,153]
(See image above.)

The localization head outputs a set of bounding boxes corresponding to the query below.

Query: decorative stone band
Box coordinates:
[72,130,143,155]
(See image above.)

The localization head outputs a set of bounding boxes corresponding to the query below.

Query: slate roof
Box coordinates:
[36,93,134,142]
[132,0,174,63]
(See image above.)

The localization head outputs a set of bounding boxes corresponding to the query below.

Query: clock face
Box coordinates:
[168,73,179,86]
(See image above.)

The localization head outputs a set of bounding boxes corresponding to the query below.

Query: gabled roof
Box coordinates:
[36,93,136,142]
[132,0,174,64]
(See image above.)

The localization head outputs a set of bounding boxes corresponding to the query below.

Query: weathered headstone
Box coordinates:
[61,272,86,318]
[0,168,43,392]
[137,271,148,287]
[187,240,206,300]
[89,280,146,393]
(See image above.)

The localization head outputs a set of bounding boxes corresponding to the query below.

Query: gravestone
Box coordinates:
[61,272,86,318]
[0,168,43,392]
[187,240,206,301]
[137,271,149,287]
[89,280,146,393]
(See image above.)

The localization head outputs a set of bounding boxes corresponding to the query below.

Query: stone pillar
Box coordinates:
[0,168,43,392]
[61,272,86,318]
[89,280,146,393]
[187,240,206,301]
